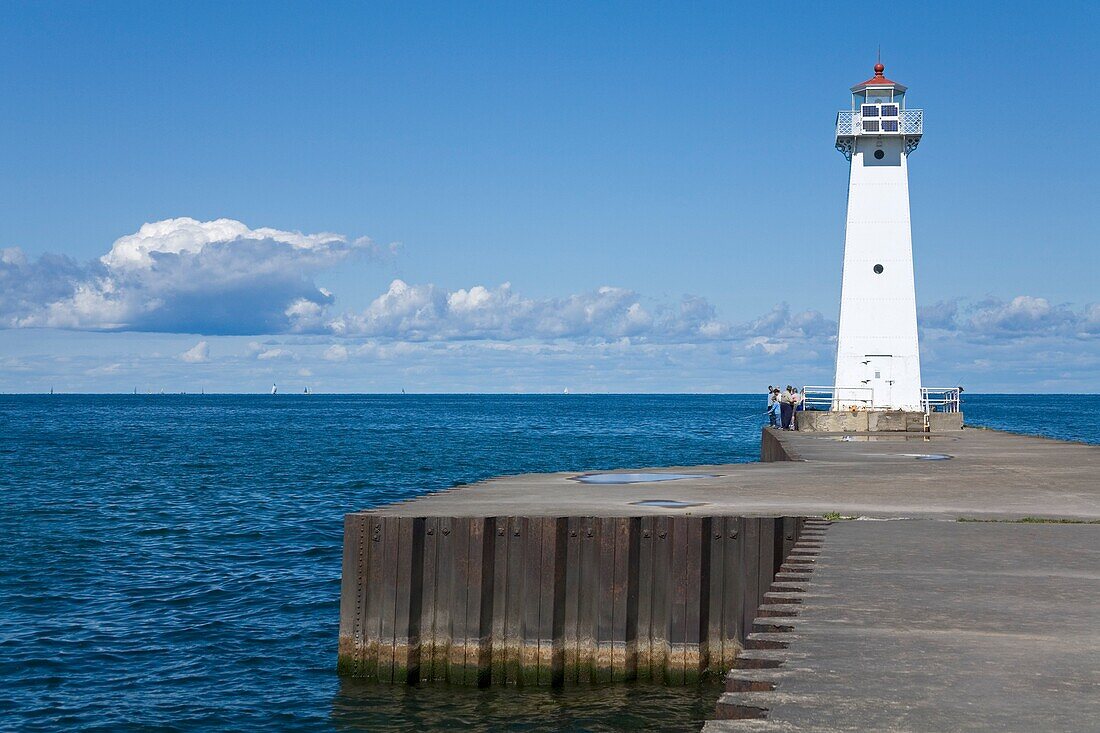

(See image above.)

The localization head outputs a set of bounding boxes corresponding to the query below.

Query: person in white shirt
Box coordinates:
[766,387,780,427]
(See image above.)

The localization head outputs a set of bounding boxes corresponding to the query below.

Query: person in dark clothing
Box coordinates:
[780,384,794,430]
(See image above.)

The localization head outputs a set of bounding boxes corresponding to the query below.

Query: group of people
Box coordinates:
[766,385,803,430]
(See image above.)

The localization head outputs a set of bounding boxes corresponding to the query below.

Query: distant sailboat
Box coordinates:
[271,383,278,395]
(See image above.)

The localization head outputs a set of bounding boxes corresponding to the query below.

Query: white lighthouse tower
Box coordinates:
[833,62,923,411]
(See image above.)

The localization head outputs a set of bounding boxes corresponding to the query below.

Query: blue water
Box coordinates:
[0,394,1094,731]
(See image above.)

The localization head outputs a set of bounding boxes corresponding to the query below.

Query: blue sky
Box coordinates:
[1,1,1097,393]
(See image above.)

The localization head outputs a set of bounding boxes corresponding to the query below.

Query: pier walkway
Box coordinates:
[708,520,1100,732]
[371,428,1100,521]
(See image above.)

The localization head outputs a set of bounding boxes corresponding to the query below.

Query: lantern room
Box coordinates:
[851,62,907,109]
[835,62,923,159]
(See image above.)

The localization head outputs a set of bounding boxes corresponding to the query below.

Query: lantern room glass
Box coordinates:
[865,87,892,104]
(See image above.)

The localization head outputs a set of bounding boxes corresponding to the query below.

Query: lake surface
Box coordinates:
[1,394,1094,731]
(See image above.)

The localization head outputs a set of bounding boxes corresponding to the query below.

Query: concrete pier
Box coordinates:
[709,520,1100,732]
[353,427,1099,522]
[338,425,1099,726]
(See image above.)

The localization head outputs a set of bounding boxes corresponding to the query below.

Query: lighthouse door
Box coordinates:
[864,355,893,409]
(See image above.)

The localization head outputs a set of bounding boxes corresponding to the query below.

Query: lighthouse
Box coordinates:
[832,62,923,411]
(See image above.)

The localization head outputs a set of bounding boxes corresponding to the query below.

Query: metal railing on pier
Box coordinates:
[921,387,962,414]
[801,385,874,411]
[800,385,961,413]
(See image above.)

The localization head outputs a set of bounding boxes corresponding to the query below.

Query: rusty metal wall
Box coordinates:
[338,514,806,686]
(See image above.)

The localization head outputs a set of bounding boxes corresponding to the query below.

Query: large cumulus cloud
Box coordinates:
[0,218,383,334]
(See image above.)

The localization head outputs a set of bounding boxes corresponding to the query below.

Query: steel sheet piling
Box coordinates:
[338,513,804,686]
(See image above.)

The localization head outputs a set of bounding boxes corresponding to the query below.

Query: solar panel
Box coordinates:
[882,119,899,132]
[881,104,898,117]
[862,119,880,132]
[861,105,879,117]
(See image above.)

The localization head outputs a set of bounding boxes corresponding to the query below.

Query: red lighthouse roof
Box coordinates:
[850,62,907,92]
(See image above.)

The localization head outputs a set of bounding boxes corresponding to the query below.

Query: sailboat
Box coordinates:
[271,383,278,395]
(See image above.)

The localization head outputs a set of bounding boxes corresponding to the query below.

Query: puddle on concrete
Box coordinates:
[903,453,953,460]
[629,499,708,508]
[573,472,715,484]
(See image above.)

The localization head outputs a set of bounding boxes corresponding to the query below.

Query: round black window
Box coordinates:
[874,149,885,160]
[873,264,884,274]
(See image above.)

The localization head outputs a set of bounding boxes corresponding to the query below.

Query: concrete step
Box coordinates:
[762,591,803,604]
[744,632,793,650]
[755,603,801,618]
[724,667,793,692]
[702,721,790,732]
[752,617,802,633]
[731,649,791,669]
[713,692,773,720]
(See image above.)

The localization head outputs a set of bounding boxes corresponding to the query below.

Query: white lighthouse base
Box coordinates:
[794,410,963,432]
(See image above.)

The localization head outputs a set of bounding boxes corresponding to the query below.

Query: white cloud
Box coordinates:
[256,347,291,360]
[85,362,124,376]
[746,337,789,355]
[0,217,385,334]
[919,296,1098,338]
[967,296,1077,336]
[179,340,210,363]
[100,218,349,270]
[328,279,731,343]
[323,344,349,362]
